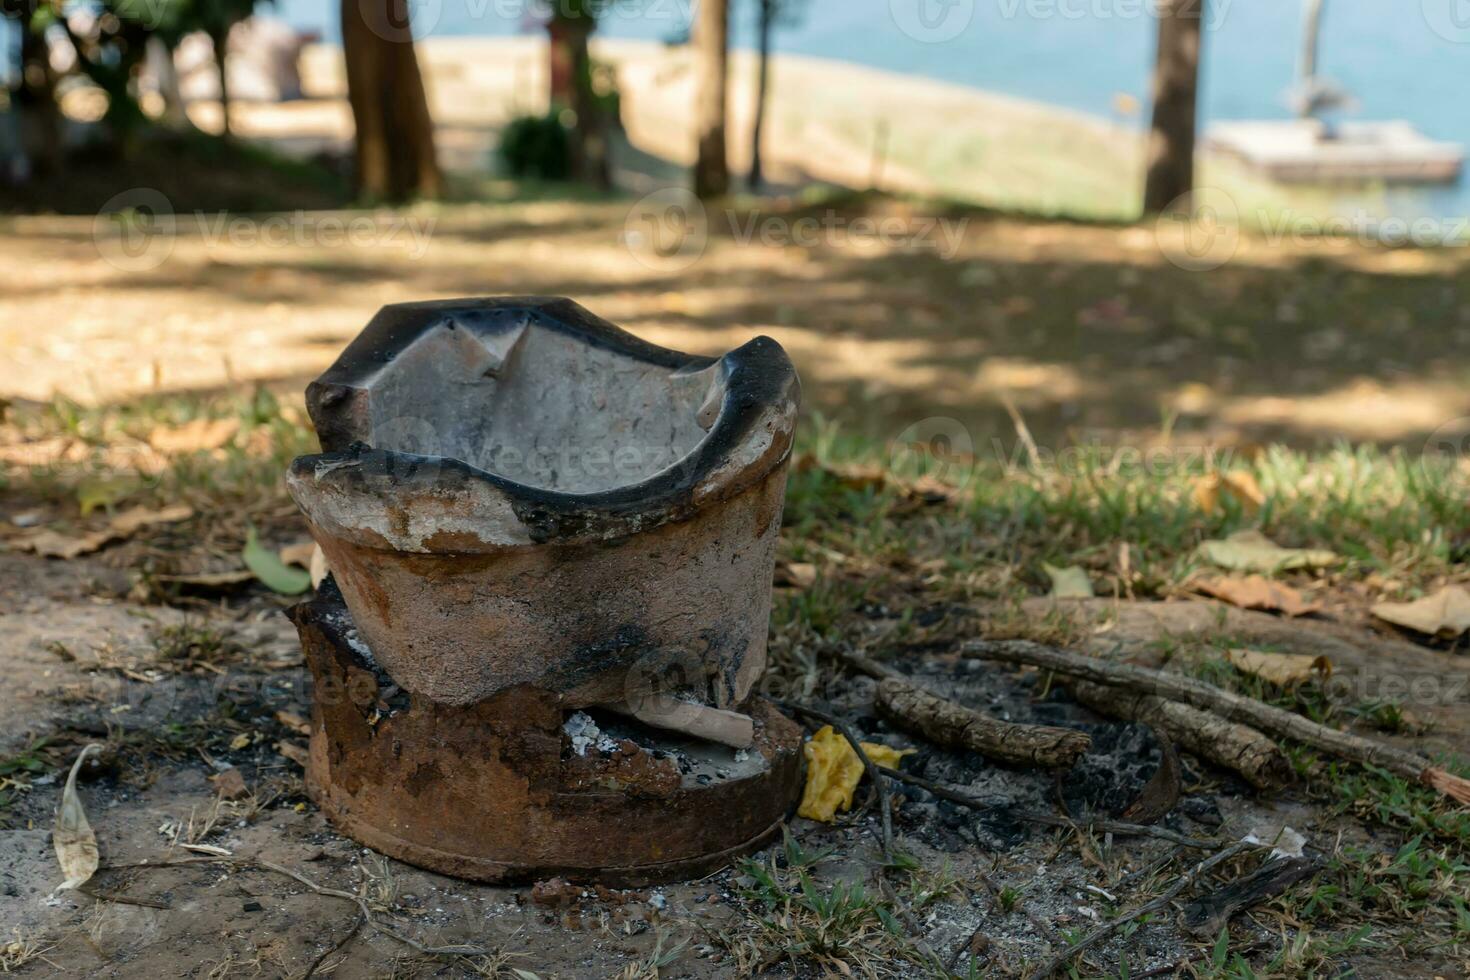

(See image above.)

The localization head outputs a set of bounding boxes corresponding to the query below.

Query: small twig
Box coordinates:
[103,856,490,958]
[76,884,171,910]
[884,767,1220,849]
[301,911,365,979]
[997,389,1041,466]
[779,701,895,861]
[1031,841,1255,978]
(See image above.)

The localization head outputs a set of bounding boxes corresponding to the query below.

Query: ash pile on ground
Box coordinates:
[814,654,1233,853]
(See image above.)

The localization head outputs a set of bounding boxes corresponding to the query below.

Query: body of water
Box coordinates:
[12,1,1470,218]
[275,0,1470,219]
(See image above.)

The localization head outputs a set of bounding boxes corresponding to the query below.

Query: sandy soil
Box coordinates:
[6,191,1470,454]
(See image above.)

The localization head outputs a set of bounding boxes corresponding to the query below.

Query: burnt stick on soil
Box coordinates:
[1071,680,1293,790]
[841,650,1092,768]
[969,639,1470,805]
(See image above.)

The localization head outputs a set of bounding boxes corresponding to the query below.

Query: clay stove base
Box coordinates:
[289,586,805,886]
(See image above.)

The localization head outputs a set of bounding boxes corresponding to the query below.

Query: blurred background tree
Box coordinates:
[340,0,440,201]
[546,0,609,188]
[1142,0,1204,213]
[748,0,805,191]
[693,0,728,198]
[192,0,258,138]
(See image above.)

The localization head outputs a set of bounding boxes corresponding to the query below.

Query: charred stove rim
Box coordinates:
[290,297,800,549]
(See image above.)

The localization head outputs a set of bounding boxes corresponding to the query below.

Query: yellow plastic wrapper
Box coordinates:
[797,725,915,822]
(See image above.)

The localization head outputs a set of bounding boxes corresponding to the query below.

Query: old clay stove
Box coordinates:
[285,297,804,884]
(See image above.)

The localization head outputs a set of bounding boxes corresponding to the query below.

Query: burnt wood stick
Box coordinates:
[874,677,1091,769]
[839,650,1091,768]
[968,639,1470,806]
[1071,680,1293,790]
[1180,855,1322,938]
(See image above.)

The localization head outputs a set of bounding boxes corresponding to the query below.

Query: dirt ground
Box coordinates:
[1,512,1468,978]
[5,89,1470,974]
[8,191,1470,458]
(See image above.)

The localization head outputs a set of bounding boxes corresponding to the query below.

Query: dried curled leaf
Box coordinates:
[1371,586,1470,638]
[54,744,103,890]
[1226,648,1332,687]
[147,417,240,454]
[1197,530,1337,574]
[773,560,818,590]
[278,540,317,569]
[797,726,914,823]
[1192,471,1265,516]
[12,505,193,559]
[1194,575,1321,617]
[1043,563,1094,599]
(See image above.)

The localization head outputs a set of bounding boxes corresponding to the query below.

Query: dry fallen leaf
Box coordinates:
[278,540,317,569]
[1226,648,1332,687]
[1043,563,1094,599]
[1192,471,1265,516]
[1121,731,1181,824]
[309,545,330,590]
[12,504,193,559]
[276,741,311,768]
[797,726,914,823]
[211,767,249,801]
[774,560,818,590]
[54,744,103,891]
[1194,472,1258,512]
[148,417,240,454]
[1194,575,1321,617]
[154,569,255,589]
[1371,586,1470,637]
[274,709,311,736]
[1197,530,1338,574]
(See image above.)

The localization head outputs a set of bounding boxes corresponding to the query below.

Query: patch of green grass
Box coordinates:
[0,737,61,828]
[1328,763,1470,847]
[790,416,1470,601]
[3,387,317,540]
[715,834,940,978]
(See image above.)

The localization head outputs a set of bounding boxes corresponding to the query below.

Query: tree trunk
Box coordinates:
[693,0,729,199]
[1141,0,1203,215]
[148,37,189,129]
[210,29,231,137]
[547,14,608,188]
[17,18,63,175]
[340,0,442,202]
[749,0,772,191]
